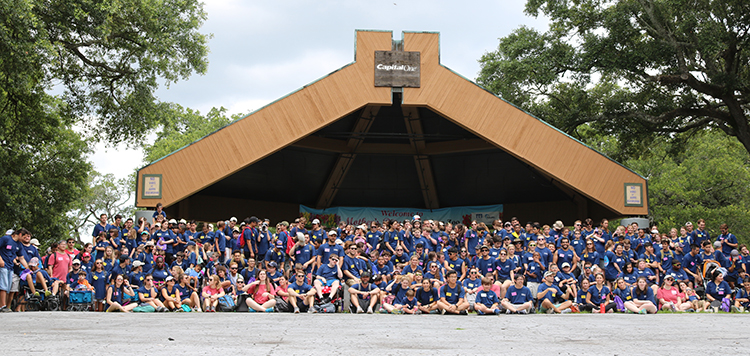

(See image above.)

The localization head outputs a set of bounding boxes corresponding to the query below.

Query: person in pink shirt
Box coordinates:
[202,274,225,312]
[47,240,72,281]
[241,269,276,312]
[657,275,691,311]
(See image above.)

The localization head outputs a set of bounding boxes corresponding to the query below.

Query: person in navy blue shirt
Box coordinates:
[474,277,501,315]
[537,270,573,314]
[734,278,750,312]
[437,270,469,315]
[631,277,658,314]
[348,271,379,314]
[314,254,342,302]
[705,270,732,309]
[415,278,439,314]
[287,271,315,313]
[501,274,533,314]
[716,223,738,257]
[317,231,344,271]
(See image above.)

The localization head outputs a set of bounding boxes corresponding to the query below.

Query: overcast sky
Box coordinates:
[90,0,548,184]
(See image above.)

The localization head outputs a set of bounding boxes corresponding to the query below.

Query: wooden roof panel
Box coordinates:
[138,30,646,216]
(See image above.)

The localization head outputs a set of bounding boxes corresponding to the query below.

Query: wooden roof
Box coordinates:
[136,30,648,216]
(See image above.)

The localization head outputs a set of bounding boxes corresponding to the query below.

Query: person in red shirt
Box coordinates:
[47,240,72,282]
[241,269,277,312]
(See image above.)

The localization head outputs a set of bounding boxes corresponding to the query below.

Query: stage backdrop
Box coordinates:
[299,204,503,228]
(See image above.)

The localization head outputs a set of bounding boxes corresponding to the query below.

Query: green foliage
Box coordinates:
[0,122,91,244]
[0,0,210,242]
[625,130,750,244]
[67,172,136,242]
[142,105,240,164]
[477,0,750,160]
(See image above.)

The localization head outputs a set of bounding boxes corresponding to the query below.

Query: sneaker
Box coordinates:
[356,306,364,314]
[196,308,203,313]
[570,305,580,313]
[459,310,468,315]
[561,308,572,314]
[639,309,647,314]
[506,309,513,314]
[519,309,528,314]
[0,306,9,313]
[546,308,554,314]
[44,291,52,297]
[494,309,501,315]
[686,308,695,313]
[367,306,373,314]
[379,307,387,314]
[415,310,422,315]
[307,307,314,314]
[265,308,274,313]
[441,309,446,315]
[294,307,300,314]
[248,308,256,312]
[33,291,40,297]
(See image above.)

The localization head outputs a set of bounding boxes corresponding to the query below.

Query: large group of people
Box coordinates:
[1,204,749,315]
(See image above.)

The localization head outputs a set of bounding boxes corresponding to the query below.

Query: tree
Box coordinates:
[624,130,750,244]
[67,172,136,243]
[0,121,91,245]
[477,0,750,160]
[0,0,209,242]
[142,105,239,164]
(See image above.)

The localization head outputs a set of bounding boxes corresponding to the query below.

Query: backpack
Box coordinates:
[314,302,336,313]
[613,294,625,312]
[217,295,236,312]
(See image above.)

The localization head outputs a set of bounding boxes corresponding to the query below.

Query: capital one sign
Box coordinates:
[374,50,420,88]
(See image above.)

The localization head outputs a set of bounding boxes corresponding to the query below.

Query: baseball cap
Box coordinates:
[328,230,337,236]
[413,215,421,221]
[72,259,81,265]
[29,257,39,266]
[29,238,40,246]
[82,252,91,258]
[685,221,693,226]
[544,271,556,279]
[230,217,238,222]
[267,261,278,268]
[145,240,155,246]
[561,262,571,268]
[168,219,178,225]
[132,261,145,268]
[312,219,320,225]
[179,219,187,225]
[275,240,284,248]
[5,229,14,235]
[165,276,174,282]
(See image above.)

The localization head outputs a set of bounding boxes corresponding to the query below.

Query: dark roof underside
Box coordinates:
[193,99,572,209]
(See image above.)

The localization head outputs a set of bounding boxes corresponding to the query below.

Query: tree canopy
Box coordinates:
[142,105,237,165]
[0,0,210,242]
[624,129,750,244]
[477,0,750,159]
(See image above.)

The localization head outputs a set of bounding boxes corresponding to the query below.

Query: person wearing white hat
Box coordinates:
[316,230,344,270]
[310,219,324,246]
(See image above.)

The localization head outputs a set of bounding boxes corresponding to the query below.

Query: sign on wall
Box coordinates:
[142,174,162,199]
[624,183,643,207]
[374,50,420,88]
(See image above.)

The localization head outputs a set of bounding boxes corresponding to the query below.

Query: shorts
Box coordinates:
[0,267,11,292]
[321,279,337,287]
[466,293,476,305]
[11,273,20,292]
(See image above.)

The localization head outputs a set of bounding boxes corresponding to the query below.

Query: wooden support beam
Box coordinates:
[315,105,380,208]
[293,136,494,156]
[403,106,440,209]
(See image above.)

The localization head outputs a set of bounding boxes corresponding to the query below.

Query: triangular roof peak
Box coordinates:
[137,30,647,216]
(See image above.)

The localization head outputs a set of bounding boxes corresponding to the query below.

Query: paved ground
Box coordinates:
[1,312,749,355]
